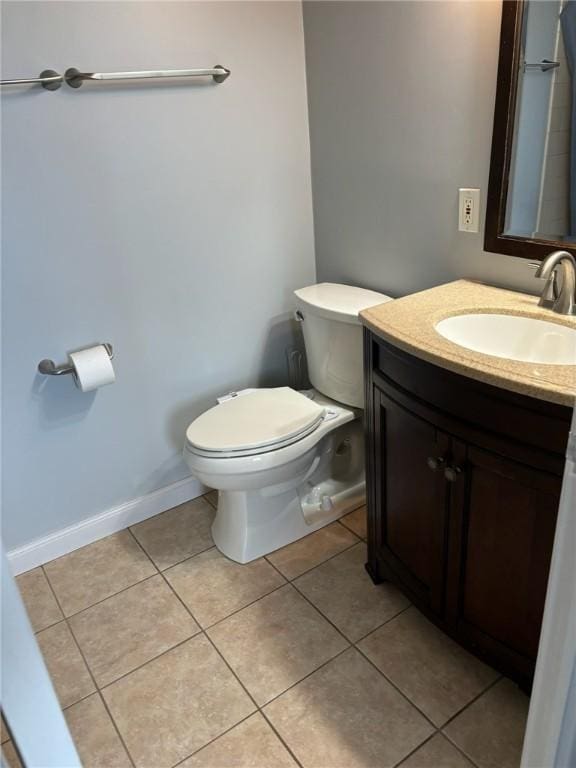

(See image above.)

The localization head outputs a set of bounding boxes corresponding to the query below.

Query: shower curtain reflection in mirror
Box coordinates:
[505,0,576,242]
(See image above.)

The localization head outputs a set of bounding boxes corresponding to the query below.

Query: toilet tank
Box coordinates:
[294,283,392,408]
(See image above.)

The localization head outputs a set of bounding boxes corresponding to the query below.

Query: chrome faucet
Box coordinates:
[534,250,576,315]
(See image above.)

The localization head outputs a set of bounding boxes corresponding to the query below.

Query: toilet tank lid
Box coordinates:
[294,283,392,324]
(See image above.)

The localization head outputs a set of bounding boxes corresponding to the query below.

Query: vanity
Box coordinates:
[361,280,574,689]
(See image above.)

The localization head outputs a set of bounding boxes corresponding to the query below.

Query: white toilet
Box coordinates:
[184,283,392,563]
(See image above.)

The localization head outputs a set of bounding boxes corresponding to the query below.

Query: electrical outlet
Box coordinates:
[458,188,480,232]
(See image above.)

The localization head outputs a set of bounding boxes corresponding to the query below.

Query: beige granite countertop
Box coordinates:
[360,279,576,406]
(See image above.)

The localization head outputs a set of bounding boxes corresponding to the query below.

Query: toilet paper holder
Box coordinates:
[38,343,114,376]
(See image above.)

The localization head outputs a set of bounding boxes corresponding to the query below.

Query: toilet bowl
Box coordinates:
[184,283,392,563]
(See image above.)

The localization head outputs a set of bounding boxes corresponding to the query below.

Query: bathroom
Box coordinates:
[1,0,575,766]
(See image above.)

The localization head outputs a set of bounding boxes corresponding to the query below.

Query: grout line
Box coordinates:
[265,536,361,582]
[259,709,305,768]
[64,618,136,768]
[350,602,413,645]
[334,519,362,534]
[340,522,368,541]
[440,674,503,731]
[1,738,25,768]
[286,580,354,646]
[438,730,483,768]
[266,537,412,646]
[153,542,215,574]
[124,527,162,570]
[257,645,351,711]
[354,643,440,731]
[42,554,159,621]
[95,692,136,768]
[19,568,66,635]
[30,615,68,635]
[97,635,199,693]
[168,711,258,768]
[355,638,503,755]
[200,580,288,632]
[264,557,355,649]
[40,564,68,618]
[392,731,440,768]
[339,504,368,539]
[50,572,160,624]
[127,492,216,572]
[61,688,101,712]
[65,690,138,768]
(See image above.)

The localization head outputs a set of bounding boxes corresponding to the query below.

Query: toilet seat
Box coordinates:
[185,387,326,458]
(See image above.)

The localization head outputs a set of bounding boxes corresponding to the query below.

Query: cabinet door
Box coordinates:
[375,388,450,615]
[447,441,560,678]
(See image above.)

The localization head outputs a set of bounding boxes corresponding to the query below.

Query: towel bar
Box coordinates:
[0,70,63,90]
[64,65,230,88]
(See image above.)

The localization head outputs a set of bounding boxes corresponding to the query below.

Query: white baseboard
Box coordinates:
[7,476,207,575]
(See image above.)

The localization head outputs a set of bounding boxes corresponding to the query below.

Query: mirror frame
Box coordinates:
[485,0,576,260]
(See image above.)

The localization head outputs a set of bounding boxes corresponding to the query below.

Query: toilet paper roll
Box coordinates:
[69,345,116,392]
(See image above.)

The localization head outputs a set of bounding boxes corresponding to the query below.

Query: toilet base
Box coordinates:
[211,479,365,564]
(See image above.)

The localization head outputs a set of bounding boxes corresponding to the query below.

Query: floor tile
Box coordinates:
[208,584,348,705]
[358,606,498,725]
[294,543,409,641]
[204,490,218,509]
[165,547,286,628]
[69,575,199,686]
[443,678,529,768]
[44,530,156,616]
[340,505,367,539]
[1,715,10,744]
[65,693,131,767]
[131,497,214,570]
[1,741,22,768]
[264,647,433,768]
[400,734,474,767]
[36,622,96,708]
[180,713,297,768]
[267,522,358,580]
[103,634,255,768]
[16,567,63,632]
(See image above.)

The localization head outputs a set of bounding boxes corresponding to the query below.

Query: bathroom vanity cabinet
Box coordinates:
[364,330,572,688]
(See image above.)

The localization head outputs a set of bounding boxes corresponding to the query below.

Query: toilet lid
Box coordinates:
[186,388,326,454]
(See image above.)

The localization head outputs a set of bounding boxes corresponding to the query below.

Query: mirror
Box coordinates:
[485,0,576,259]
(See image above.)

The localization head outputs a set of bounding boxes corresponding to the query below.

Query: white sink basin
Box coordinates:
[435,313,576,365]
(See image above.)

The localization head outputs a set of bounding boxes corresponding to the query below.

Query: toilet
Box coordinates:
[184,283,392,563]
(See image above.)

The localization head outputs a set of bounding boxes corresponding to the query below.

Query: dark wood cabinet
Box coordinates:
[364,330,571,688]
[375,389,450,615]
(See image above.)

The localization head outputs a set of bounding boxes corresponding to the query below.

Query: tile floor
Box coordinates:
[3,493,530,768]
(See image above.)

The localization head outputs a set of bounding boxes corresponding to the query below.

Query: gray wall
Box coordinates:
[1,1,315,549]
[303,0,542,298]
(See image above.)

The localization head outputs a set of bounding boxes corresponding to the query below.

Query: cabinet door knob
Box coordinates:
[427,456,445,472]
[444,465,462,482]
